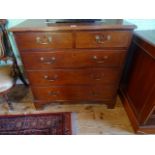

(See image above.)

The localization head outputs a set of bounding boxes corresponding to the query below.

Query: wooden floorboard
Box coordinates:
[0,85,134,135]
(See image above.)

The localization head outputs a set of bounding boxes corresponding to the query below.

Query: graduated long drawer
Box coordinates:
[20,50,127,69]
[26,68,120,86]
[31,85,117,101]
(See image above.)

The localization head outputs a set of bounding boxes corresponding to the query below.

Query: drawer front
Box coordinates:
[31,85,116,101]
[76,31,132,48]
[26,68,120,86]
[14,32,73,50]
[21,50,126,69]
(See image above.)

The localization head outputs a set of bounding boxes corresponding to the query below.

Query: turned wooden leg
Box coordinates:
[14,59,29,87]
[3,94,13,110]
[18,71,29,87]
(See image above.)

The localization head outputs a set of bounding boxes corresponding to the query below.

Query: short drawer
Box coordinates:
[31,85,116,101]
[21,50,126,69]
[76,31,132,48]
[14,32,73,50]
[26,68,120,86]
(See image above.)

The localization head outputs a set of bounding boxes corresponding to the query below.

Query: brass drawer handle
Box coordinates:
[48,91,60,96]
[40,57,56,64]
[91,74,104,80]
[36,36,52,45]
[93,77,101,81]
[92,55,109,64]
[95,34,111,44]
[44,75,58,81]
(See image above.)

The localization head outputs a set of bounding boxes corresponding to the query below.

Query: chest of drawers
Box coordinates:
[11,19,135,109]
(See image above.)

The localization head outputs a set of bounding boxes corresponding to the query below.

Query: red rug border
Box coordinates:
[0,112,71,118]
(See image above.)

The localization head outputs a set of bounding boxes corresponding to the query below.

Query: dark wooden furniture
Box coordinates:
[120,30,155,134]
[10,19,135,109]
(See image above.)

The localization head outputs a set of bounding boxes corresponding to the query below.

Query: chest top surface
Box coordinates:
[10,19,136,32]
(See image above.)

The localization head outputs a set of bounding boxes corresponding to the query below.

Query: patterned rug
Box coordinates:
[0,113,72,135]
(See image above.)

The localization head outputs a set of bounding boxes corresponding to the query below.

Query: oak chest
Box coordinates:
[11,19,135,109]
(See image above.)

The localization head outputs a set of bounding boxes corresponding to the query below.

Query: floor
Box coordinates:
[0,85,134,134]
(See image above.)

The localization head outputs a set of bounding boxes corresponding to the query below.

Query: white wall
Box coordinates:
[7,19,26,28]
[126,19,155,30]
